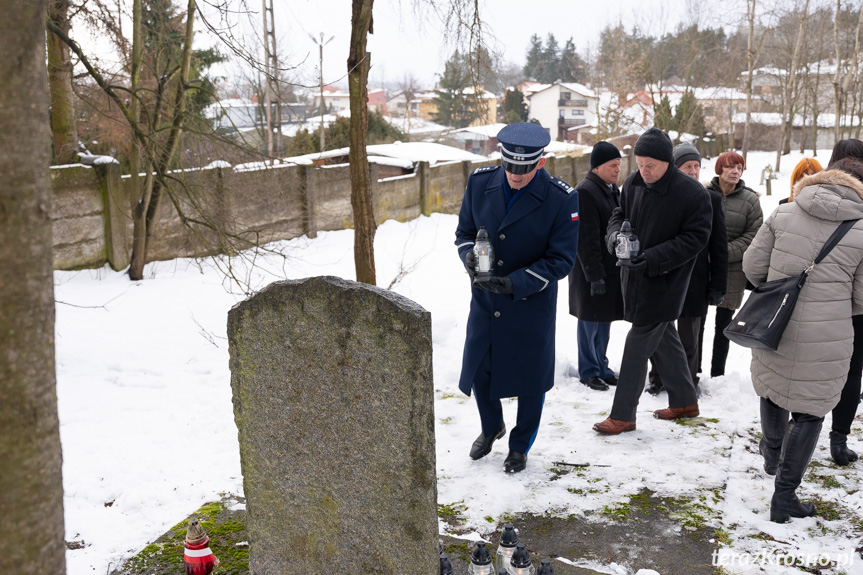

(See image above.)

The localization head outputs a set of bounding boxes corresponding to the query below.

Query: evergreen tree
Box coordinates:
[560,38,586,83]
[523,34,544,80]
[539,33,561,83]
[433,51,480,128]
[653,95,674,131]
[672,90,706,137]
[502,89,528,123]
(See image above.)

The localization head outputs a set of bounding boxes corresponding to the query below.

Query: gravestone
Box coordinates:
[227,276,438,575]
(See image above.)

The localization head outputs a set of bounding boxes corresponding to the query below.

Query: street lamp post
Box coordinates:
[309,32,334,152]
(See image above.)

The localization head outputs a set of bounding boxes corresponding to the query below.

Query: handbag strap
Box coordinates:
[814,219,858,265]
[797,219,859,288]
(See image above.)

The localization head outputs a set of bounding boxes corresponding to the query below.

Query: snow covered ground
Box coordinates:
[55,149,863,575]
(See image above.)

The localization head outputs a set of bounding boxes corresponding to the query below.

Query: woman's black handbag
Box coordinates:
[724,219,857,351]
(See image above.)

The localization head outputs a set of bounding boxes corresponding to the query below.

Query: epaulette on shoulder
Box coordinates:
[550,176,575,194]
[472,164,500,176]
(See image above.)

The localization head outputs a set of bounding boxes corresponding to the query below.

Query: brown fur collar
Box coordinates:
[793,168,863,201]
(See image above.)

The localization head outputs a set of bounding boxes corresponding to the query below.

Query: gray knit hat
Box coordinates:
[673,142,701,168]
[633,128,674,163]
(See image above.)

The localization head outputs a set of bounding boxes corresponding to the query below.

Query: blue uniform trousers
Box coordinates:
[576,320,615,380]
[472,349,545,455]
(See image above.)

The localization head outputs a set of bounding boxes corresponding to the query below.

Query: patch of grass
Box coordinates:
[714,528,733,546]
[439,417,452,424]
[810,498,843,522]
[115,496,248,575]
[438,501,469,526]
[442,541,470,562]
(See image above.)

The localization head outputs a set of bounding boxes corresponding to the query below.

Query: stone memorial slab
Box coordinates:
[227,276,438,574]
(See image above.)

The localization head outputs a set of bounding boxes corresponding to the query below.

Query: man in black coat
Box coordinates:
[646,142,728,394]
[592,128,712,435]
[568,142,624,392]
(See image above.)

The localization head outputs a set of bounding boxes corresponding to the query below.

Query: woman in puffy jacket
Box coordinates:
[742,159,863,523]
[707,152,763,377]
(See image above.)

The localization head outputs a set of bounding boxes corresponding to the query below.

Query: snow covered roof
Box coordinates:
[731,112,863,128]
[261,141,487,170]
[446,123,508,139]
[530,82,596,99]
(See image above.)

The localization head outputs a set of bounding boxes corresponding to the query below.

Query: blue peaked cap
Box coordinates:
[497,122,551,174]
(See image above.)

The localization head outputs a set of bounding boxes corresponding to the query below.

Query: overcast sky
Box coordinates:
[230,0,700,91]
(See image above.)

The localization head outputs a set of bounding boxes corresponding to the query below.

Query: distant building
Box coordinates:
[410,88,498,127]
[443,123,508,155]
[526,82,598,142]
[311,85,388,115]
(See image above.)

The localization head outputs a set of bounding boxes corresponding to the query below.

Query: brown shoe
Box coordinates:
[592,417,636,435]
[654,403,699,420]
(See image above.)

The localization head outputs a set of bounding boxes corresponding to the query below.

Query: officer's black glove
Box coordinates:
[464,251,477,280]
[708,289,725,306]
[617,253,647,270]
[590,278,606,296]
[473,276,514,294]
[606,231,620,255]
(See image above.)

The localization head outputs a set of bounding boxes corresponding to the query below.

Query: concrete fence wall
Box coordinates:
[49,153,594,271]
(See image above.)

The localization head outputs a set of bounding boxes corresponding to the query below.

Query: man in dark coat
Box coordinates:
[568,142,624,392]
[592,128,712,435]
[646,142,728,394]
[455,122,579,472]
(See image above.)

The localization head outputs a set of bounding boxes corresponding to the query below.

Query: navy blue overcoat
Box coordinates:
[455,165,579,400]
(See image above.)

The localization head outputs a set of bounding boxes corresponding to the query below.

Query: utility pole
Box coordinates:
[261,0,282,160]
[309,32,334,152]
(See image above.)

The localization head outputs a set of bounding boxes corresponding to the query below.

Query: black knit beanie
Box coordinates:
[590,141,621,169]
[672,142,701,168]
[633,128,673,163]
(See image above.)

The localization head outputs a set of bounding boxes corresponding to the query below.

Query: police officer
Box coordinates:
[455,122,579,473]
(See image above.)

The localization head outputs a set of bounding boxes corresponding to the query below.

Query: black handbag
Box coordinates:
[724,219,857,351]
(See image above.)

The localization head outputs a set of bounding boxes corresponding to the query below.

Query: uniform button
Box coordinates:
[499,233,506,240]
[497,260,504,266]
[494,311,501,317]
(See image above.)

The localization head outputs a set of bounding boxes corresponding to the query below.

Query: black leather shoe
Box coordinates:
[645,379,664,395]
[580,377,609,391]
[469,424,506,460]
[504,450,527,473]
[603,375,618,386]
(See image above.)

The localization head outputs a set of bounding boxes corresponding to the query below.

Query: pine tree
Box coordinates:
[654,95,674,131]
[433,51,479,128]
[502,89,528,123]
[539,33,561,83]
[673,90,706,137]
[560,38,586,83]
[523,34,544,80]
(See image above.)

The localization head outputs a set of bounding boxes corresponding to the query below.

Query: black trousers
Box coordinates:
[610,322,698,422]
[711,307,735,377]
[832,315,863,435]
[649,316,703,385]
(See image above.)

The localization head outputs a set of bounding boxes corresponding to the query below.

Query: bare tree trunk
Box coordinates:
[841,4,863,139]
[775,0,809,172]
[832,0,843,141]
[0,1,67,574]
[742,0,757,163]
[129,0,197,280]
[348,0,376,285]
[46,0,78,163]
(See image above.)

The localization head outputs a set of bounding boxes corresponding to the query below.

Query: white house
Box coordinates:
[527,82,598,142]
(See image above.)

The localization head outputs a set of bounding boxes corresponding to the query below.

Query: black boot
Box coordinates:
[759,397,789,476]
[829,431,859,466]
[770,415,823,523]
